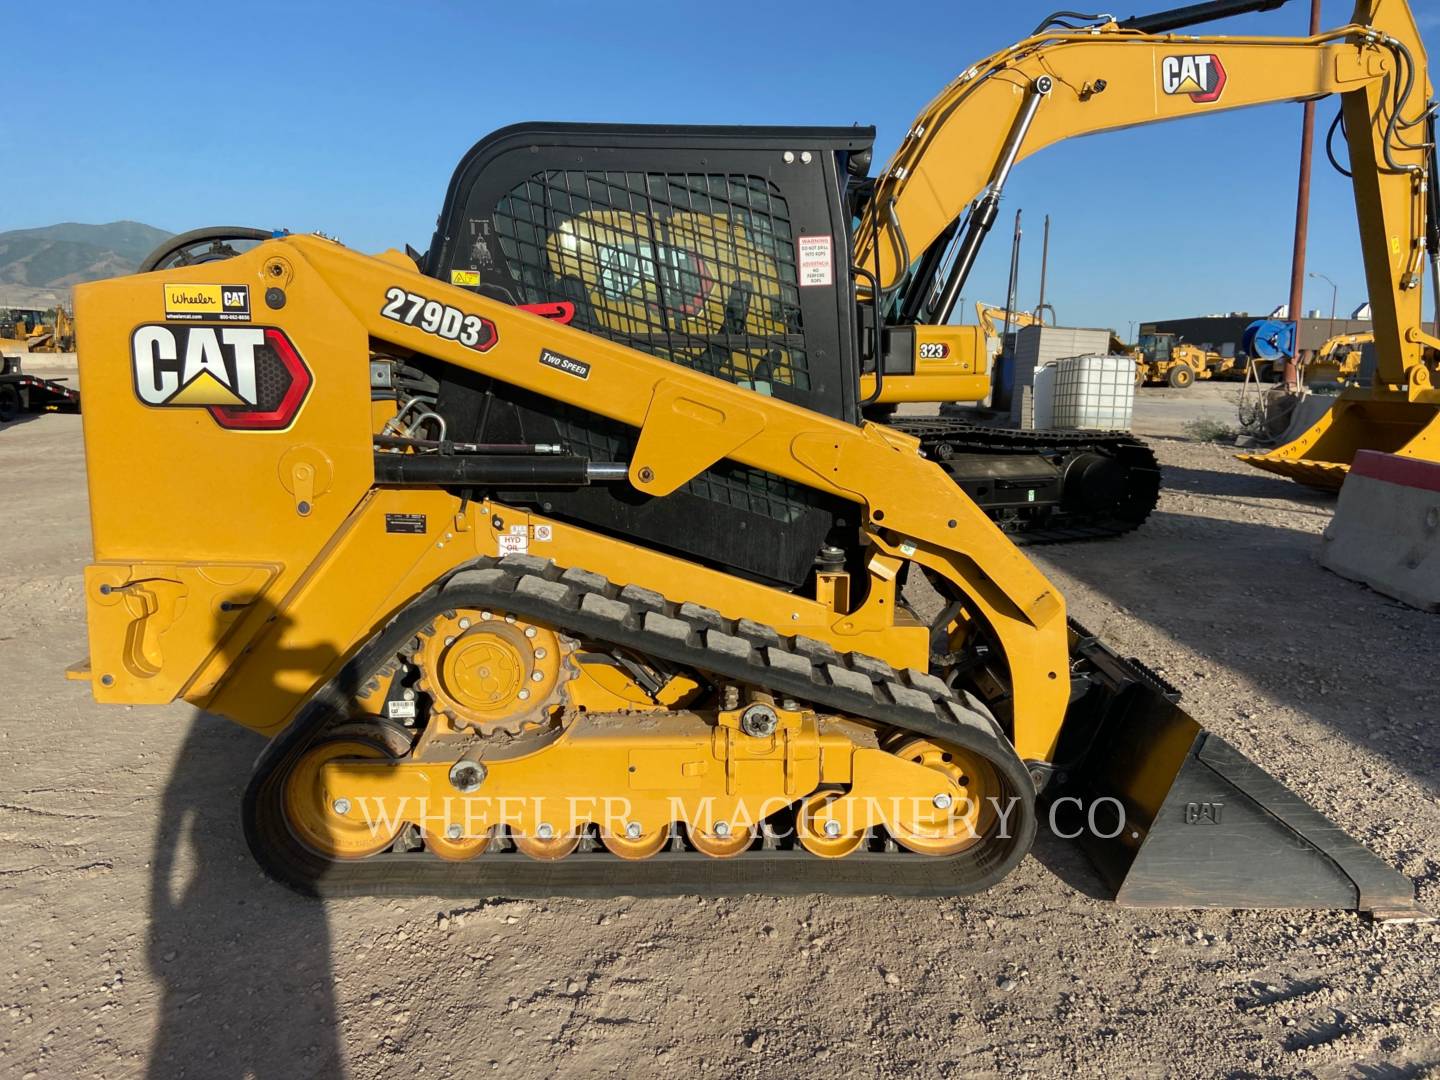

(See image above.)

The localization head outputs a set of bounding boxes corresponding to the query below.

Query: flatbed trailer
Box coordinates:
[0,356,80,421]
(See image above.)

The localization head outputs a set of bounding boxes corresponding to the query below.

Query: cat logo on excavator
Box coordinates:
[1161,54,1226,103]
[129,323,312,430]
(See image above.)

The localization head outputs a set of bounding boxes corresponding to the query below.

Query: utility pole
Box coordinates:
[1310,271,1338,340]
[1001,209,1023,357]
[994,210,1024,412]
[1283,0,1324,389]
[1035,215,1051,323]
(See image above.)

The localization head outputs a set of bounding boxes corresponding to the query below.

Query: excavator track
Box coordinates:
[244,554,1037,898]
[893,417,1162,544]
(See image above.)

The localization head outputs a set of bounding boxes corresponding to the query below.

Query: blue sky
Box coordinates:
[7,0,1437,334]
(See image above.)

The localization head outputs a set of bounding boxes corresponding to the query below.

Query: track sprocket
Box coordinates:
[411,609,576,737]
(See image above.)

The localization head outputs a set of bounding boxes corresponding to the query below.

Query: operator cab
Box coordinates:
[419,123,875,587]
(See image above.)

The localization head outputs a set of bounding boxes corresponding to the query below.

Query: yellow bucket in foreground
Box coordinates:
[1238,396,1440,489]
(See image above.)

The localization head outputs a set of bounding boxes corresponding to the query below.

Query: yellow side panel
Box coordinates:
[84,562,278,702]
[865,325,991,404]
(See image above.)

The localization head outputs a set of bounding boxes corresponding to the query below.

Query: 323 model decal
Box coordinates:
[380,287,497,351]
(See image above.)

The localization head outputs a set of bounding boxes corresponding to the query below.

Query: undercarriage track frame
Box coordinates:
[893,417,1162,544]
[244,554,1039,898]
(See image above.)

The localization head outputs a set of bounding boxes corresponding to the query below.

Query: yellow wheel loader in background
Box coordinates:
[0,308,48,351]
[69,0,1435,915]
[1133,331,1221,388]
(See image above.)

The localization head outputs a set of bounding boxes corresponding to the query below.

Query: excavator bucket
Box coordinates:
[1057,624,1425,919]
[1238,396,1440,489]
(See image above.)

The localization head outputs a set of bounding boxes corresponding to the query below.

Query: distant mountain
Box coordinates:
[0,221,173,291]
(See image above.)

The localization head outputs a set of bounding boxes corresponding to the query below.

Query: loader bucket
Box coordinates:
[1237,395,1440,490]
[1055,624,1425,919]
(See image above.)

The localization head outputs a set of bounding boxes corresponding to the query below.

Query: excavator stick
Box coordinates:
[1058,625,1424,918]
[1238,397,1440,489]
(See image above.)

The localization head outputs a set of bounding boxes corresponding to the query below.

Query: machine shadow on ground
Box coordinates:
[1024,823,1115,901]
[0,412,49,432]
[147,602,348,1078]
[1159,460,1339,506]
[147,713,346,1078]
[1037,501,1440,797]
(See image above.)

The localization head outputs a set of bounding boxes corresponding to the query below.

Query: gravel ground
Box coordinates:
[0,407,1436,1080]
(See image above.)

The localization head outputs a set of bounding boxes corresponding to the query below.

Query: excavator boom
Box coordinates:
[853,0,1438,486]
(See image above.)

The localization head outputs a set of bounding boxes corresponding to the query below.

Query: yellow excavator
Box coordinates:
[974,300,1042,351]
[1303,329,1373,385]
[69,0,1433,915]
[541,212,1157,544]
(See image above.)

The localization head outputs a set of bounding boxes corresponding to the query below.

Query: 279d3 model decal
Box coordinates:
[380,287,498,351]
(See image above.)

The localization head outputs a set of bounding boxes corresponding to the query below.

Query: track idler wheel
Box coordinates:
[425,827,494,862]
[601,824,670,860]
[282,726,410,860]
[885,737,1000,856]
[512,829,583,861]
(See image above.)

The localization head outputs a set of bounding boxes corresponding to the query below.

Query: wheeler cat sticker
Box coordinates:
[130,324,312,430]
[380,286,498,351]
[1161,54,1226,103]
[163,283,251,322]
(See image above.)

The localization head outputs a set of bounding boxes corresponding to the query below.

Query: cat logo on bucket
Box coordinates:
[130,324,312,431]
[1161,54,1226,103]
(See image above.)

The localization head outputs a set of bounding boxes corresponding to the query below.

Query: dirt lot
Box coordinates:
[1,389,1437,1080]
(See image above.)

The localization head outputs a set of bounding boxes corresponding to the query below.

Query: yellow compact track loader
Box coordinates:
[70,0,1432,915]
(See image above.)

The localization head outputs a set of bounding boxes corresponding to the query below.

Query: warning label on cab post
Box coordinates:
[797,235,833,287]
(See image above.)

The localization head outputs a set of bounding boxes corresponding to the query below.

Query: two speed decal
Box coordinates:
[380,287,497,352]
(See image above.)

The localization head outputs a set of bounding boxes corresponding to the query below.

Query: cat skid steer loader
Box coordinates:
[69,0,1432,915]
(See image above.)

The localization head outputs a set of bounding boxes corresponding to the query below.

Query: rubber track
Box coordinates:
[892,417,1162,545]
[243,555,1038,899]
